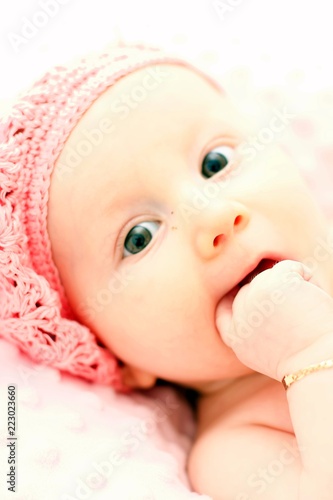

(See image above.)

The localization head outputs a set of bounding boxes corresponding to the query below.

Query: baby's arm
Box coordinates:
[280,335,333,499]
[189,348,333,500]
[193,260,333,499]
[189,415,302,499]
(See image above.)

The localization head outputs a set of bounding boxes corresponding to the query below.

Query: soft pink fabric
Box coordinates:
[0,339,211,500]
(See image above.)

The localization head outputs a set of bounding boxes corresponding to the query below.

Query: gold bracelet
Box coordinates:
[282,359,333,390]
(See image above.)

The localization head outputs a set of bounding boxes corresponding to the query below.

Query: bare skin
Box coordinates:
[191,260,333,499]
[47,64,333,498]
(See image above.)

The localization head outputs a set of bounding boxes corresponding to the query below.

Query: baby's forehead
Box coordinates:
[83,64,225,122]
[101,63,221,102]
[53,63,248,196]
[67,64,242,150]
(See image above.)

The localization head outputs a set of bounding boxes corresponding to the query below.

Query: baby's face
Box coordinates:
[48,64,333,392]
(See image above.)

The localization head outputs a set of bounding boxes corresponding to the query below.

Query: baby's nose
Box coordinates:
[193,199,249,260]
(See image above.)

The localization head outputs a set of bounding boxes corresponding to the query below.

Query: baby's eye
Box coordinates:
[201,146,234,178]
[123,221,160,257]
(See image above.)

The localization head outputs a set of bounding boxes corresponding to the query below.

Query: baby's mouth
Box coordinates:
[237,258,279,288]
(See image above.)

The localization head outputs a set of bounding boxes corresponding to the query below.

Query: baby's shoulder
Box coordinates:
[188,374,299,498]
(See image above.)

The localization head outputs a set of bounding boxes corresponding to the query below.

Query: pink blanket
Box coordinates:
[1,78,332,499]
[0,339,210,499]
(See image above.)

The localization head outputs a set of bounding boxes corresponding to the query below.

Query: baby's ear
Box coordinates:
[120,364,157,389]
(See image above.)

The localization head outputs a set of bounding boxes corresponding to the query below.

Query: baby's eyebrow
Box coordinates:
[100,197,119,219]
[97,178,125,218]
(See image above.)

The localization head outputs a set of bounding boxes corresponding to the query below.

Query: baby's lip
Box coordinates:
[225,256,280,296]
[237,257,279,287]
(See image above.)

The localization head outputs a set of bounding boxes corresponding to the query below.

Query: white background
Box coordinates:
[1,0,333,104]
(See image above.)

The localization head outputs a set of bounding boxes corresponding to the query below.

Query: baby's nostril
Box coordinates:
[234,215,242,226]
[213,234,225,247]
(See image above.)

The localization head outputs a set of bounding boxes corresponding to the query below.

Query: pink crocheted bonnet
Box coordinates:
[0,43,221,391]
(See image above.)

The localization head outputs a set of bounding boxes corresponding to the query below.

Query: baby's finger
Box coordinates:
[248,259,313,289]
[237,260,315,305]
[271,259,313,283]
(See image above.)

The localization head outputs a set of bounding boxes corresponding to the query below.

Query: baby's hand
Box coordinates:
[216,260,333,380]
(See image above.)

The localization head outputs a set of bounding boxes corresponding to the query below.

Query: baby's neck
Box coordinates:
[194,372,270,437]
[190,378,237,396]
[188,367,257,397]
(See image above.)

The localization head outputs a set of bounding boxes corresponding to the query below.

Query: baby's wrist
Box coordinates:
[277,332,333,383]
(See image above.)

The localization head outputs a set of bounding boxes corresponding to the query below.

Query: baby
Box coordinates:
[2,43,333,499]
